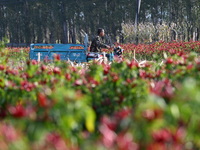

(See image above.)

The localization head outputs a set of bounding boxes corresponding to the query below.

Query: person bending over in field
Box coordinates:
[90,28,110,53]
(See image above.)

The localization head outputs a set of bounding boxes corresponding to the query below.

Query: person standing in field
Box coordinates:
[90,28,110,52]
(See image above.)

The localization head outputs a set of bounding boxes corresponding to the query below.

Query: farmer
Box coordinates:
[90,28,110,52]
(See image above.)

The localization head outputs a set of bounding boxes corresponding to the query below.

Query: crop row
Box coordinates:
[0,42,200,149]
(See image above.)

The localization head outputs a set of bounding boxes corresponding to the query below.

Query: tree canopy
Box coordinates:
[0,0,199,44]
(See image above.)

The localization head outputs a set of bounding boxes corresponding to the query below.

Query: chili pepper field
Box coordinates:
[1,41,200,150]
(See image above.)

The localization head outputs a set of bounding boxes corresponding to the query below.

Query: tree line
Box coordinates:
[0,0,199,45]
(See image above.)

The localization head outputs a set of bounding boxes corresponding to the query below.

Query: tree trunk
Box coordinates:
[63,20,68,44]
[71,19,76,44]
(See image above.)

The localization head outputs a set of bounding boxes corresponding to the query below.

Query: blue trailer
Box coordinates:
[29,35,90,62]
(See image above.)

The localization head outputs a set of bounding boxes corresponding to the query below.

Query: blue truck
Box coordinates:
[29,34,122,62]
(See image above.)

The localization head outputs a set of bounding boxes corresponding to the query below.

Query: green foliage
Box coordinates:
[1,43,200,149]
[0,37,9,50]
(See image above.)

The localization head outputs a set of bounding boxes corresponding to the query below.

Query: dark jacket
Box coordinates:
[90,36,108,52]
